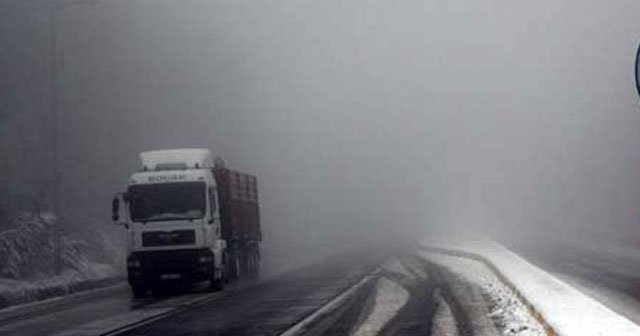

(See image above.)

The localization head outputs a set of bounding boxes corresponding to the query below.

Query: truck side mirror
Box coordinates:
[112,196,120,222]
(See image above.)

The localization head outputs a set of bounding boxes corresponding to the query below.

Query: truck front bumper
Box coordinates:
[127,248,214,286]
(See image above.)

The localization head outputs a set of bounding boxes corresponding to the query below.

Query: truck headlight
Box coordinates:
[198,255,213,264]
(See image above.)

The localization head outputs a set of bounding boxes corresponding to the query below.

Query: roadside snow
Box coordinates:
[351,278,409,336]
[0,262,118,309]
[556,273,640,326]
[516,234,640,326]
[0,212,90,279]
[0,211,121,309]
[423,252,545,336]
[422,239,640,336]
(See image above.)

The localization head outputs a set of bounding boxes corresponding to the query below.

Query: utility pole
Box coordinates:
[49,3,62,276]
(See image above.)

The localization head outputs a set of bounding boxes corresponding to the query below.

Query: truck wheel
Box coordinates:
[250,249,260,279]
[228,251,239,281]
[246,250,254,279]
[210,260,225,291]
[131,285,148,298]
[210,274,224,291]
[254,254,260,279]
[222,251,230,284]
[240,249,249,278]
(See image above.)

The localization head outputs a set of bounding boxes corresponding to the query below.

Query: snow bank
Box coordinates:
[423,252,544,336]
[0,212,122,309]
[421,239,640,336]
[0,263,120,310]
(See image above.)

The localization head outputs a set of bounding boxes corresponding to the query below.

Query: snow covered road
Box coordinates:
[283,254,543,336]
[0,248,546,336]
[422,238,640,336]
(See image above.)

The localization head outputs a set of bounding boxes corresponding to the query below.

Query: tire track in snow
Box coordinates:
[376,257,438,336]
[352,277,410,336]
[431,289,461,336]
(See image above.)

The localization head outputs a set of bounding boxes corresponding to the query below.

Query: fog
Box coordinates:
[2,0,640,270]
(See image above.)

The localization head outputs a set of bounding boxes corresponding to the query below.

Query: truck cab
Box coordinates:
[112,149,229,297]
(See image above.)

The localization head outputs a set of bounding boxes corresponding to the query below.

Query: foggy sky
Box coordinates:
[3,0,640,265]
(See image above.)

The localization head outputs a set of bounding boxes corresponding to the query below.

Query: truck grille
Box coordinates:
[142,230,195,247]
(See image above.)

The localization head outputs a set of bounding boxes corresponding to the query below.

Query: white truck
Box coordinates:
[111,149,261,297]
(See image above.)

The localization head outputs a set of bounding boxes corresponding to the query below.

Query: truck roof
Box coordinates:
[140,148,213,171]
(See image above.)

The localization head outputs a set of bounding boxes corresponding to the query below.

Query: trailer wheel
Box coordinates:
[249,248,260,279]
[228,249,239,281]
[222,251,230,284]
[240,248,249,278]
[254,252,261,278]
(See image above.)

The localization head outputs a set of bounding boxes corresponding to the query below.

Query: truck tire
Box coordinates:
[210,277,224,291]
[249,248,260,279]
[246,249,254,279]
[131,285,148,298]
[228,250,240,281]
[254,250,261,279]
[239,249,248,278]
[222,251,230,284]
[209,256,225,291]
[210,268,225,291]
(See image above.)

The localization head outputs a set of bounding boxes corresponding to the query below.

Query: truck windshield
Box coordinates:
[127,182,206,222]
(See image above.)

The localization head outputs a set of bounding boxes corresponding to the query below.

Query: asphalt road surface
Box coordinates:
[0,250,508,336]
[116,255,500,336]
[0,251,384,336]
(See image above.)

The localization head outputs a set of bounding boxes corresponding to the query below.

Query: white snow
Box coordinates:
[0,211,120,309]
[422,238,640,336]
[556,273,640,326]
[351,277,409,336]
[533,234,640,325]
[422,252,545,336]
[0,262,118,309]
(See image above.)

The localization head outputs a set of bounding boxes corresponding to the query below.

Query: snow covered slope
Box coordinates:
[0,212,120,309]
[420,239,640,336]
[0,263,119,309]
